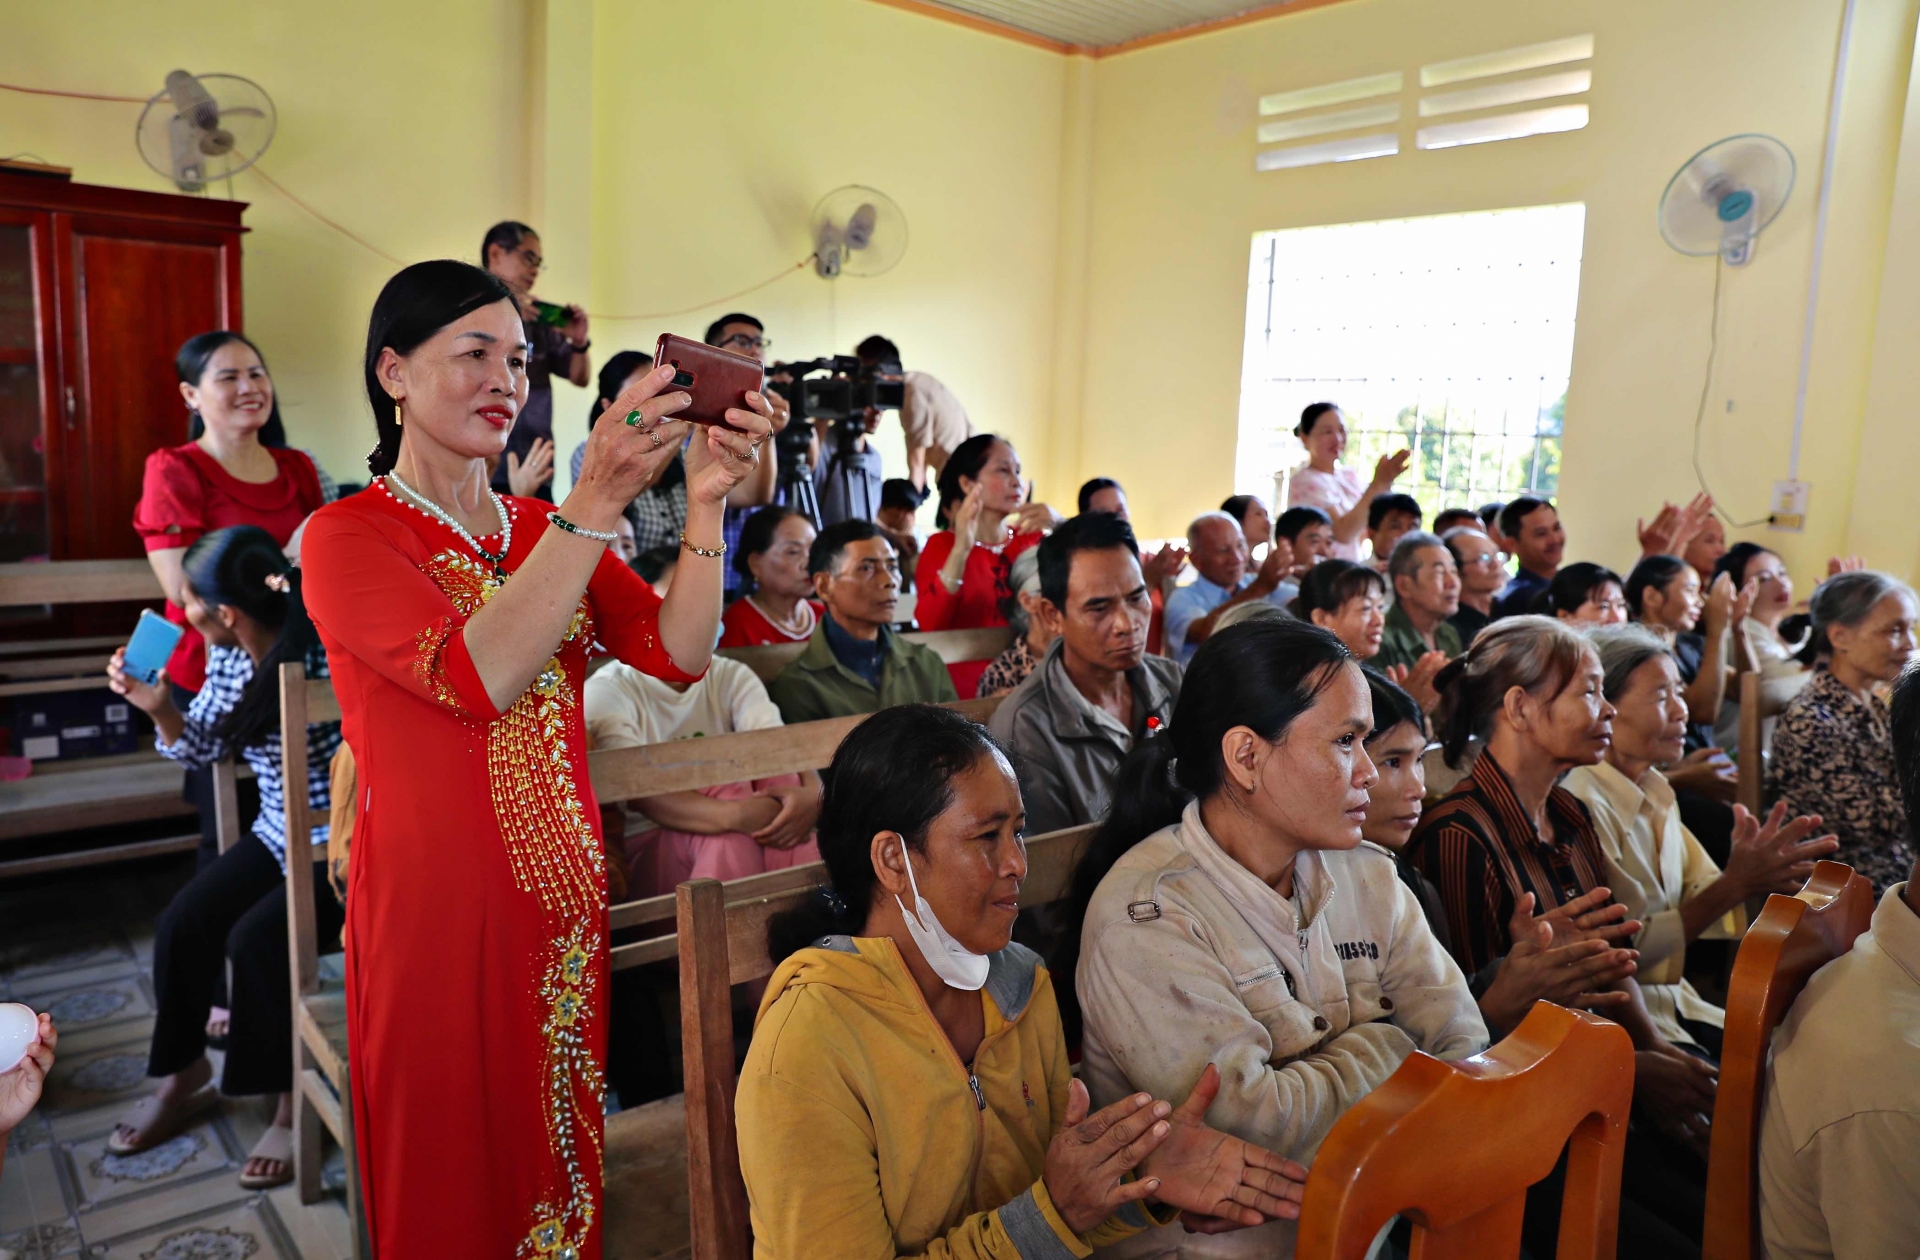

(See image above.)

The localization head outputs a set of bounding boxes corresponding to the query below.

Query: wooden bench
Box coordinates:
[1297,1002,1635,1259]
[718,624,1012,684]
[1703,861,1872,1260]
[0,559,197,874]
[672,821,1096,1260]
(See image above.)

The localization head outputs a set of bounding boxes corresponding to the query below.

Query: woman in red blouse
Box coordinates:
[718,505,822,648]
[300,261,772,1258]
[135,332,325,695]
[914,434,1062,696]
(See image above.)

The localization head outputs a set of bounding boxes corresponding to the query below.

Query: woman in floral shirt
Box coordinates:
[975,547,1055,697]
[1768,571,1919,893]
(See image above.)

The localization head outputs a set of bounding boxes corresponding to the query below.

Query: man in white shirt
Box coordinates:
[1757,663,1920,1259]
[855,335,974,491]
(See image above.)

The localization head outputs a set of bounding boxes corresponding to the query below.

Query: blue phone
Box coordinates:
[124,608,185,686]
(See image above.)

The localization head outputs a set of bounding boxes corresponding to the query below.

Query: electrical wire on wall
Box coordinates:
[1690,256,1773,528]
[0,76,813,323]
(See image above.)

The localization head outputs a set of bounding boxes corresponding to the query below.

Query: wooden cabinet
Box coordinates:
[0,170,245,568]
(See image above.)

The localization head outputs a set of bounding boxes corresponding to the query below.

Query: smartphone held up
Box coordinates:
[653,334,764,430]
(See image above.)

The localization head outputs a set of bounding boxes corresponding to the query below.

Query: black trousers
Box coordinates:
[148,833,345,1097]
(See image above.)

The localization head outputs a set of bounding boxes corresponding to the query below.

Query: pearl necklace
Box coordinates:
[383,473,513,577]
[748,594,815,640]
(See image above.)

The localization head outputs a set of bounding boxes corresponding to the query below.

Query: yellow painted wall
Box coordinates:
[0,0,536,482]
[1072,0,1920,587]
[7,0,1918,585]
[564,0,1070,507]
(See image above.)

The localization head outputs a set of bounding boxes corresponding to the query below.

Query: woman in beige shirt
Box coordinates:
[1563,625,1837,1052]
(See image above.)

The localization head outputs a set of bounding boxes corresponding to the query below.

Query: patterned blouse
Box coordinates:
[156,642,341,871]
[975,635,1040,699]
[1766,665,1914,894]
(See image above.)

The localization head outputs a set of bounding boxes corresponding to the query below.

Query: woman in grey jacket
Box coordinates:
[1056,618,1487,1258]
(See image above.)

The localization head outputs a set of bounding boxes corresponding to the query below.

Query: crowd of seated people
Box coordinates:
[53,226,1920,1260]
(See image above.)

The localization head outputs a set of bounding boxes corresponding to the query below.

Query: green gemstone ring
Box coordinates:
[624,409,644,427]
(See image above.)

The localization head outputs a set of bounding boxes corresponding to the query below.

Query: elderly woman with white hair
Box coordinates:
[1768,570,1920,893]
[1562,624,1838,1056]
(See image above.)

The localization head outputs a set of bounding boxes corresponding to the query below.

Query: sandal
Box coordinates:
[106,1086,221,1155]
[205,1006,231,1049]
[239,1123,295,1190]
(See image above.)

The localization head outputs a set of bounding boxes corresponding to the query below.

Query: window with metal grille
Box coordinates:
[1234,203,1586,525]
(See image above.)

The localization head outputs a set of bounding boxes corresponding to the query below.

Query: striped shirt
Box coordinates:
[1406,749,1610,977]
[156,642,340,872]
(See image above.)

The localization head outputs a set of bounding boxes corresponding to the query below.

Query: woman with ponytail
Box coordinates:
[740,704,1309,1258]
[102,525,342,1190]
[297,259,772,1257]
[1064,618,1485,1258]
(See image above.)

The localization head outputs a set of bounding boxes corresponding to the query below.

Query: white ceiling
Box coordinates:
[918,0,1299,50]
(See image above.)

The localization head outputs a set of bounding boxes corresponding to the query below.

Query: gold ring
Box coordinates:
[647,429,664,450]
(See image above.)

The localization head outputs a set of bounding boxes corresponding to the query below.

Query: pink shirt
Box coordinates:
[1287,462,1367,562]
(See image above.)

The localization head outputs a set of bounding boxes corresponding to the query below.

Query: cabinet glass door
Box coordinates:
[0,224,46,562]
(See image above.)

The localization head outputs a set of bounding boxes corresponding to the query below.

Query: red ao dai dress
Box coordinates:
[301,483,701,1259]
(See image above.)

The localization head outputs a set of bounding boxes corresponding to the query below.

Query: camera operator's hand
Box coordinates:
[563,304,590,349]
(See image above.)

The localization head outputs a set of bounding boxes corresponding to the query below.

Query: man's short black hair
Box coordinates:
[1037,512,1140,610]
[1077,477,1122,514]
[808,518,888,577]
[1432,507,1480,534]
[631,544,679,586]
[480,220,535,266]
[1368,493,1423,531]
[1274,505,1332,544]
[855,334,900,363]
[1892,665,1920,843]
[1498,495,1554,540]
[880,478,926,514]
[704,312,764,347]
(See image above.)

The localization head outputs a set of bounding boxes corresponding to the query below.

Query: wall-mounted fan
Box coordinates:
[1658,134,1795,266]
[136,70,277,193]
[811,185,908,278]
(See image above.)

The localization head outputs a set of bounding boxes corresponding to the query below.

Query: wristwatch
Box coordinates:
[568,338,591,352]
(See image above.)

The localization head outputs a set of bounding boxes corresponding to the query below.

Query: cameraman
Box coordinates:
[812,409,884,527]
[706,312,788,598]
[854,335,974,492]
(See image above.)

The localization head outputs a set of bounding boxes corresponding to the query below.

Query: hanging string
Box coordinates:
[0,80,147,104]
[1,76,820,320]
[248,164,408,266]
[587,257,815,322]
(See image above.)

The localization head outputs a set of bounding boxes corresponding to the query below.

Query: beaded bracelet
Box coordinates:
[546,511,618,543]
[679,532,726,558]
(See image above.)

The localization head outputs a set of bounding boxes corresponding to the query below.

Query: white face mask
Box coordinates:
[895,849,991,991]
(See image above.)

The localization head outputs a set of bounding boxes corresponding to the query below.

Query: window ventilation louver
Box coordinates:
[1254,35,1593,172]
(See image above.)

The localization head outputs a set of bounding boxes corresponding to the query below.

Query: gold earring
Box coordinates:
[394,397,405,426]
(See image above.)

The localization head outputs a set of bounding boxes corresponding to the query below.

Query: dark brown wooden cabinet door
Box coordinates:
[65,221,236,559]
[0,210,56,565]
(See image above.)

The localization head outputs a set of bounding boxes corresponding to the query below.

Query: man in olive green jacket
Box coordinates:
[766,519,958,724]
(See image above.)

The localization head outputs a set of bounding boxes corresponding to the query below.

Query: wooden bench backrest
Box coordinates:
[280,662,326,1003]
[677,821,1097,1260]
[1296,1002,1634,1260]
[718,625,1012,683]
[1703,860,1873,1260]
[0,559,164,607]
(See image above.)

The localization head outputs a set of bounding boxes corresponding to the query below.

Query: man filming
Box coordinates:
[705,312,787,597]
[854,335,974,492]
[812,405,884,527]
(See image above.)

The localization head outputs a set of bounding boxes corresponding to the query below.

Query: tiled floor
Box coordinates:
[1,859,355,1260]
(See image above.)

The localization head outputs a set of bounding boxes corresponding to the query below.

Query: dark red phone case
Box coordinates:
[653,333,763,429]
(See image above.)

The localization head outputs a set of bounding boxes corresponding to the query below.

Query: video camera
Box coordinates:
[766,356,905,429]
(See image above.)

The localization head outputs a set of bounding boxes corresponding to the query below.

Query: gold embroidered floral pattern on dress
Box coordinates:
[412,548,607,1255]
[410,616,465,711]
[517,922,604,1260]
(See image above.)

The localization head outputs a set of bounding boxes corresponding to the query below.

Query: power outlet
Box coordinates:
[1769,480,1811,532]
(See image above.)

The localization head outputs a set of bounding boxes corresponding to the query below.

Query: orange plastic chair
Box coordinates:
[1703,860,1873,1260]
[1295,1002,1634,1260]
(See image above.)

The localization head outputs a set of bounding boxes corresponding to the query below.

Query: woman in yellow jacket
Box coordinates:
[736,704,1309,1258]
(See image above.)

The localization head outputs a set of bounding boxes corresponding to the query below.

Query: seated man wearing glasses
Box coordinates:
[706,312,786,598]
[766,520,958,725]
